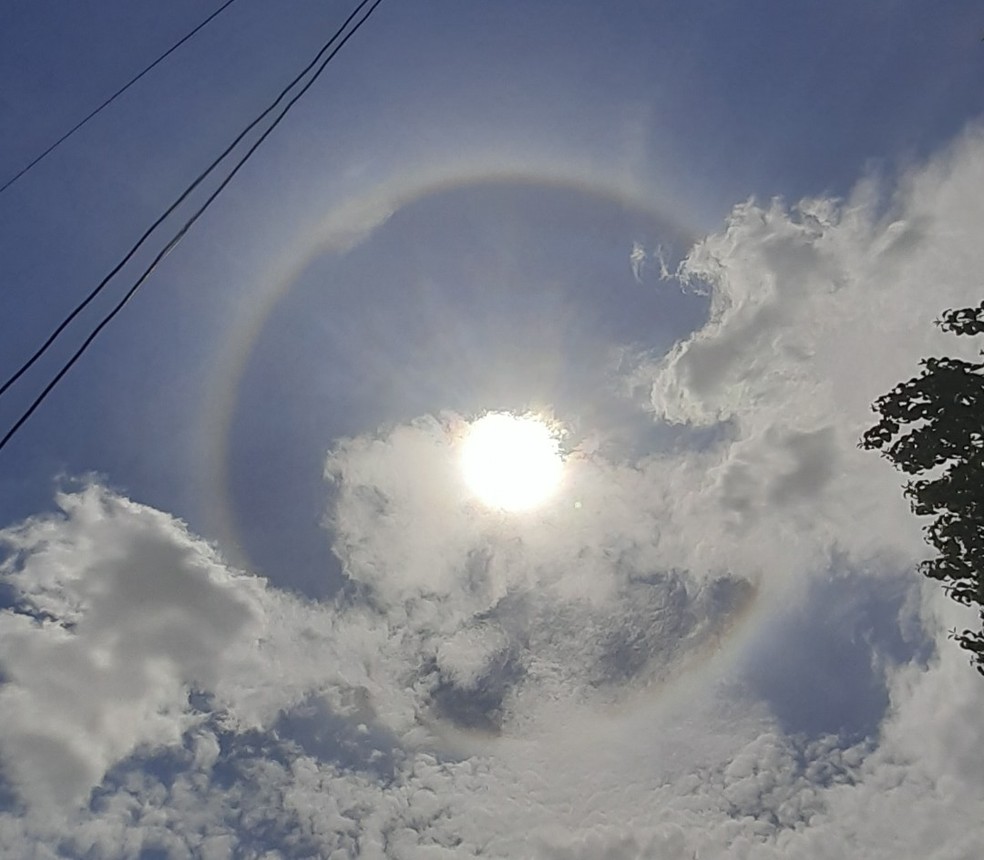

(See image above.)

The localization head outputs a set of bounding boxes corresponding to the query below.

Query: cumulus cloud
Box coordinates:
[4,127,984,856]
[325,413,753,736]
[628,130,984,601]
[0,486,263,808]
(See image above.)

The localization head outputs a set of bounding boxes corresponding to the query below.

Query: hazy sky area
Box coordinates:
[1,1,984,857]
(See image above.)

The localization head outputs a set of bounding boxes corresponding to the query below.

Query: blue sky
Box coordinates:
[1,2,984,857]
[0,0,980,528]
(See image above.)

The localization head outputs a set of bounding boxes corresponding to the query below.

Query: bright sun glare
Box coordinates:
[460,413,564,512]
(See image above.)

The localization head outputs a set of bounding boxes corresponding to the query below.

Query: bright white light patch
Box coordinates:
[461,413,563,511]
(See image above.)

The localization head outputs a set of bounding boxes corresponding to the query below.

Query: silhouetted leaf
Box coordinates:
[863,302,984,675]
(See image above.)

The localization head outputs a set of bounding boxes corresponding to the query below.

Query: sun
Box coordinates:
[460,412,564,512]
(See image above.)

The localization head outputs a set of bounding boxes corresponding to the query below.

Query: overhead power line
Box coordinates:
[0,0,376,403]
[0,0,386,453]
[0,0,242,196]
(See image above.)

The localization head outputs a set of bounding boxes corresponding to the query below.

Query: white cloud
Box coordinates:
[0,486,263,808]
[4,126,984,856]
[629,129,984,602]
[630,241,647,282]
[325,413,754,736]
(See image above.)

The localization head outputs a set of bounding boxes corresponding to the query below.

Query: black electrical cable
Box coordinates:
[0,0,374,401]
[0,0,241,196]
[0,0,386,453]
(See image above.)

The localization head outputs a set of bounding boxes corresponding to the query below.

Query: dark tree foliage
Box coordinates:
[861,301,984,674]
